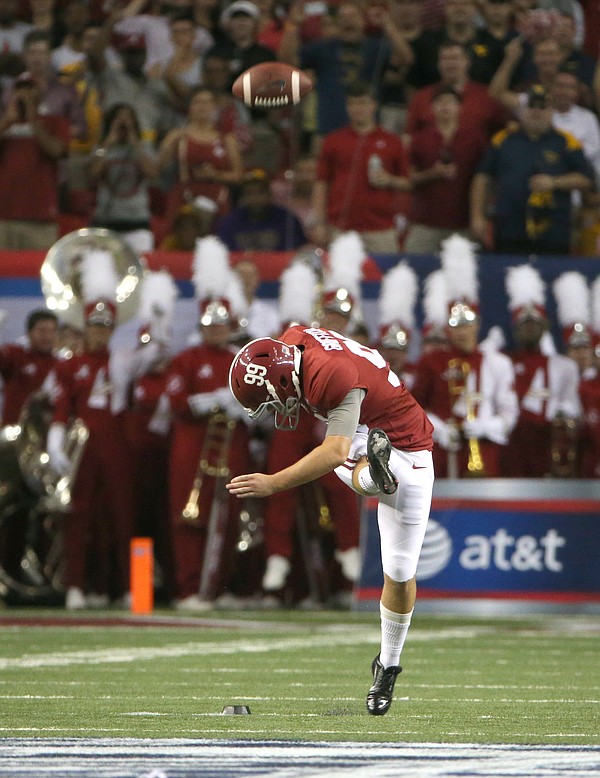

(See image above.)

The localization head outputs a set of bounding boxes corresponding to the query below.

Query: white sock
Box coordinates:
[379,603,413,668]
[357,467,379,495]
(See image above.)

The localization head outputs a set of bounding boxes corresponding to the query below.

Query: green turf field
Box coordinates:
[0,610,598,745]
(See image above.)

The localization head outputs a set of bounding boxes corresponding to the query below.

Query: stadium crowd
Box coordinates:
[1,0,600,611]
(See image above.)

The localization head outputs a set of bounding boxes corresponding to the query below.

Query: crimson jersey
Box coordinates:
[52,350,122,432]
[0,343,57,424]
[281,326,433,451]
[165,344,235,420]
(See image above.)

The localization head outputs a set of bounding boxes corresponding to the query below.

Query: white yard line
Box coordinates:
[0,627,495,671]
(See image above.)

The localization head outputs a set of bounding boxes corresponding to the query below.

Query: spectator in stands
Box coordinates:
[88,28,176,146]
[160,197,218,249]
[491,64,600,184]
[29,0,64,49]
[378,0,422,135]
[205,0,276,87]
[217,169,307,251]
[200,51,253,153]
[490,35,564,107]
[0,0,32,64]
[158,86,244,224]
[271,153,318,237]
[470,84,595,254]
[255,0,286,54]
[0,71,69,248]
[311,79,410,254]
[405,41,508,141]
[88,103,159,254]
[51,0,90,72]
[279,0,412,136]
[113,0,214,76]
[155,11,202,113]
[404,85,488,254]
[19,30,87,143]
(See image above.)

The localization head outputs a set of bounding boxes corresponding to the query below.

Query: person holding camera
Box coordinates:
[0,71,69,249]
[88,102,159,254]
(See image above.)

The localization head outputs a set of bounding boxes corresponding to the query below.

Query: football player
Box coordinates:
[227,326,434,716]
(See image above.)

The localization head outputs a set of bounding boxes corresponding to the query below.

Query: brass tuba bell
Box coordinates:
[40,228,146,330]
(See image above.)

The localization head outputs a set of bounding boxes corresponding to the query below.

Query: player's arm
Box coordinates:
[226,388,363,498]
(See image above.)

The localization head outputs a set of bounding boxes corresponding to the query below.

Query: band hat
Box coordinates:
[563,322,592,347]
[380,322,409,350]
[422,269,448,343]
[505,264,548,324]
[553,271,590,347]
[80,249,119,327]
[279,256,319,328]
[191,236,247,327]
[379,260,417,349]
[220,1,260,24]
[322,231,365,323]
[84,299,117,327]
[440,234,479,327]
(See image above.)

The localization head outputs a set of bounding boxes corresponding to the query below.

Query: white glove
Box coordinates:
[462,416,505,441]
[187,391,222,416]
[431,417,461,452]
[47,423,72,477]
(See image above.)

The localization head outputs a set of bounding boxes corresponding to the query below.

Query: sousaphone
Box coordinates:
[17,228,147,502]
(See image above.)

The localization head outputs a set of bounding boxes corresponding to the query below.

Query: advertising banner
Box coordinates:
[357,480,600,605]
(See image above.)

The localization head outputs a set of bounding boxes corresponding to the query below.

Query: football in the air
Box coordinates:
[232,62,313,109]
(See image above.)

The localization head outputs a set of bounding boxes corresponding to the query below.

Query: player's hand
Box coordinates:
[226,473,275,498]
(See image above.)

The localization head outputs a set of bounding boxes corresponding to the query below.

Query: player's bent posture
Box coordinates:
[227,326,434,715]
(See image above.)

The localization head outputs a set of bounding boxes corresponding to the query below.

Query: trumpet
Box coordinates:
[447,358,486,477]
[181,411,237,523]
[550,415,578,478]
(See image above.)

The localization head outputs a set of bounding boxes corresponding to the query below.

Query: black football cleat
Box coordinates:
[366,654,402,716]
[367,428,398,495]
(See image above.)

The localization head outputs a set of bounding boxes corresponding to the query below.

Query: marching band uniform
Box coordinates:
[124,270,179,601]
[47,252,136,609]
[412,236,518,477]
[501,266,580,478]
[0,313,58,424]
[165,237,250,610]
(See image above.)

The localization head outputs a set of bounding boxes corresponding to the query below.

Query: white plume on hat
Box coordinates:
[440,234,479,306]
[553,271,590,328]
[80,249,119,306]
[422,269,448,330]
[279,259,318,326]
[324,231,365,299]
[505,264,546,313]
[139,269,179,324]
[139,269,179,342]
[379,261,417,331]
[191,236,247,319]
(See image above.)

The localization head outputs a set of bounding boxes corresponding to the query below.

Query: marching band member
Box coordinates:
[165,237,251,611]
[553,271,596,477]
[376,261,418,390]
[124,270,179,602]
[47,250,137,610]
[501,265,580,478]
[412,235,518,477]
[0,309,58,425]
